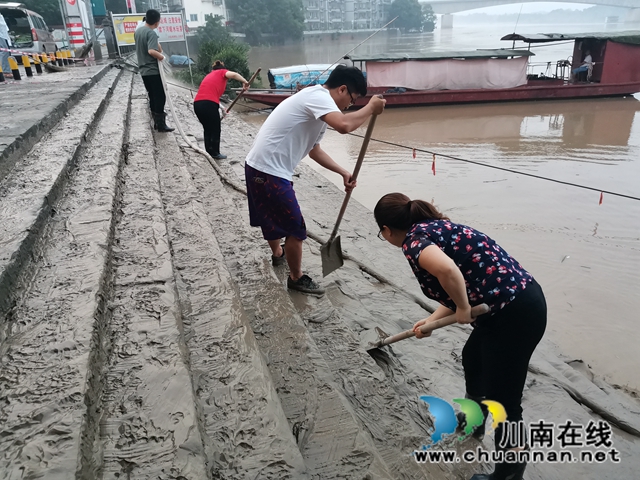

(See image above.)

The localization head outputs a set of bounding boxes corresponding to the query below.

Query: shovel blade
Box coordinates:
[320,235,344,277]
[362,326,391,351]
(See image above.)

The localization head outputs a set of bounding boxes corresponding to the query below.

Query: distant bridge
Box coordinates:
[424,0,639,15]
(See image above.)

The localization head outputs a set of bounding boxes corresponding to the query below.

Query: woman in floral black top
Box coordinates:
[374,193,547,480]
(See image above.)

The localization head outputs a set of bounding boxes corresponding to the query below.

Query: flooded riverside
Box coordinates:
[3,37,640,477]
[246,23,640,392]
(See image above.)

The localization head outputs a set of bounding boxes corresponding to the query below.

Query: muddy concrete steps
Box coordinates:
[0,71,132,479]
[0,64,113,183]
[187,156,462,479]
[152,107,309,479]
[97,81,209,479]
[178,150,393,478]
[0,67,123,332]
[169,104,486,478]
[169,106,442,477]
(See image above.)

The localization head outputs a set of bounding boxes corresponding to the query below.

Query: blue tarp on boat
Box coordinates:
[268,64,337,89]
[169,55,195,67]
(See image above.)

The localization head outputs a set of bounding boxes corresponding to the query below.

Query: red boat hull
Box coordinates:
[241,81,640,109]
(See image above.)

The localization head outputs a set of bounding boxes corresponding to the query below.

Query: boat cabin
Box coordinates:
[501,31,640,85]
[347,50,535,92]
[239,31,640,108]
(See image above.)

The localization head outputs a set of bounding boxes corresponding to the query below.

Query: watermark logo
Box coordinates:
[418,396,505,448]
[415,395,621,465]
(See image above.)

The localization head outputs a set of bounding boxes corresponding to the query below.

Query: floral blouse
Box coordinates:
[402,220,533,314]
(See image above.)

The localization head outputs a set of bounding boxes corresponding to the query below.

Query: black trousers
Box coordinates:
[462,280,547,435]
[141,74,166,115]
[193,100,221,156]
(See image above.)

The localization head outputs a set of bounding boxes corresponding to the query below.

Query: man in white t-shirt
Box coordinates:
[0,13,12,77]
[571,49,593,82]
[245,65,386,295]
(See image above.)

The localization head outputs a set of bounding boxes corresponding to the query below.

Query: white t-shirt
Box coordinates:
[0,14,12,45]
[584,54,593,65]
[246,85,340,181]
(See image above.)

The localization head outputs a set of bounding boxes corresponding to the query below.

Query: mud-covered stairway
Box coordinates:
[3,73,640,480]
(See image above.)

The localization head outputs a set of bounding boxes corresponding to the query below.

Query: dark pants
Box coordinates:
[194,100,221,156]
[141,74,166,115]
[462,280,547,446]
[245,164,307,241]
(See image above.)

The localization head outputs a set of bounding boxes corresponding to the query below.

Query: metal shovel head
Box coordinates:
[320,235,344,277]
[362,326,391,351]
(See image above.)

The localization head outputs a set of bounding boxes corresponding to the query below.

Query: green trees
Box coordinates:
[104,0,148,14]
[388,0,436,33]
[20,0,151,27]
[176,16,253,90]
[226,0,305,45]
[422,4,436,33]
[21,0,62,27]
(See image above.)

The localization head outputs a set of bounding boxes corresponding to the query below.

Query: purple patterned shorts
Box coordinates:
[245,164,307,241]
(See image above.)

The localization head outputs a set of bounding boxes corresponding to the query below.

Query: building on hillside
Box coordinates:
[303,0,392,31]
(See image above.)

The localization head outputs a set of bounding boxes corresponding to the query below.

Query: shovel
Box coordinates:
[221,68,261,119]
[320,114,378,277]
[365,303,490,351]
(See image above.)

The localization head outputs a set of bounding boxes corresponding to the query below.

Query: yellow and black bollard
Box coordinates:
[41,53,49,65]
[55,51,63,67]
[8,56,21,80]
[32,54,42,74]
[0,64,5,83]
[22,55,33,77]
[62,50,69,66]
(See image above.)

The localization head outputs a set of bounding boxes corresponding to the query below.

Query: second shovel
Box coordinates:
[320,114,377,277]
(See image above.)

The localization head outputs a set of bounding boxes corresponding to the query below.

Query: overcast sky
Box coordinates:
[457,2,594,15]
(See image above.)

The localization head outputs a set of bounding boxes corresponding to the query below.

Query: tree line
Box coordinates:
[22,0,436,46]
[20,1,152,28]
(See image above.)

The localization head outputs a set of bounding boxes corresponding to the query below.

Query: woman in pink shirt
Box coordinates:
[194,60,250,159]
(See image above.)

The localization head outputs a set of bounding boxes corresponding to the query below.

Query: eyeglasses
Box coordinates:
[347,88,357,108]
[377,230,385,241]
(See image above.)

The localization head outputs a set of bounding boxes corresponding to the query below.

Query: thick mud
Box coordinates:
[170,90,640,479]
[1,70,640,479]
[0,70,129,478]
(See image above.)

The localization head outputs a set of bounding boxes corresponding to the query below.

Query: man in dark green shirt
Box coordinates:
[134,9,174,132]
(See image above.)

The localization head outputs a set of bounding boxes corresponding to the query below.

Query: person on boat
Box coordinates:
[245,65,386,295]
[374,193,547,480]
[194,60,250,159]
[571,49,593,82]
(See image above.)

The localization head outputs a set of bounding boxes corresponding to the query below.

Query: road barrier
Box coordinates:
[32,54,42,74]
[7,56,20,81]
[0,47,81,82]
[22,55,33,77]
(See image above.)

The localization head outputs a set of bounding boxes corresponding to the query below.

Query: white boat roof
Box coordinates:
[269,64,337,75]
[348,49,534,62]
[501,31,640,45]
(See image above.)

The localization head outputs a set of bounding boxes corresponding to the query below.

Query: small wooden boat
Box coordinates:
[241,31,640,109]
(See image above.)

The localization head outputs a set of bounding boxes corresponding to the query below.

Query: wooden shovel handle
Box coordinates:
[379,303,490,348]
[224,68,261,114]
[327,114,378,241]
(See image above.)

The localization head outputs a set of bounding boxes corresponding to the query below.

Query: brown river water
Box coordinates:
[244,23,640,392]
